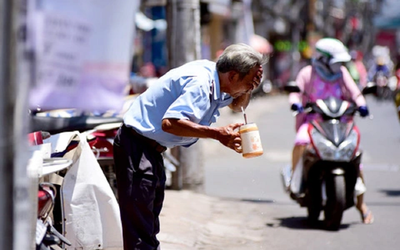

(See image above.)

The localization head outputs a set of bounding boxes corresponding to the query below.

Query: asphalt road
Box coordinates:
[202,93,400,250]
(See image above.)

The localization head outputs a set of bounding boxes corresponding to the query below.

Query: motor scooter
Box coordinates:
[373,71,393,101]
[30,102,179,198]
[36,182,72,250]
[29,110,123,194]
[282,83,373,230]
[29,131,73,249]
[85,122,121,197]
[85,122,179,195]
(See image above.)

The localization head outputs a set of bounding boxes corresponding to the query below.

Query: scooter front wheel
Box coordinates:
[324,175,346,231]
[307,179,322,225]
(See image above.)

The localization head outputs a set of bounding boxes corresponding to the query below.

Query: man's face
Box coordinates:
[228,65,263,98]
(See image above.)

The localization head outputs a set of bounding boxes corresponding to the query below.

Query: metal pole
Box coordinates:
[166,0,203,191]
[15,0,37,249]
[0,0,16,249]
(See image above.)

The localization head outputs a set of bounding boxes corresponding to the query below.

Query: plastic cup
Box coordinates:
[239,122,263,158]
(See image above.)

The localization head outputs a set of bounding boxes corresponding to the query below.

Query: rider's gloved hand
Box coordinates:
[358,106,370,117]
[291,103,304,113]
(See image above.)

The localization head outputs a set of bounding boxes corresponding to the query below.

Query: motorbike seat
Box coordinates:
[29,115,123,134]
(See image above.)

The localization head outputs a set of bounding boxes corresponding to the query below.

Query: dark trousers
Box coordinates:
[113,125,166,250]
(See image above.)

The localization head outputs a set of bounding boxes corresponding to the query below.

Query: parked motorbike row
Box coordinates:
[36,182,71,249]
[29,93,180,248]
[281,82,376,231]
[29,131,72,249]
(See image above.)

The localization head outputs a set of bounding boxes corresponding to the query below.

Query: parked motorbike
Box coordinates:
[85,122,121,197]
[36,182,72,250]
[282,83,374,230]
[30,104,179,197]
[29,110,123,190]
[85,122,179,195]
[29,130,73,249]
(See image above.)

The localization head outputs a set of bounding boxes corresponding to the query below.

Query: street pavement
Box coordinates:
[159,190,269,250]
[158,94,283,250]
[158,93,400,250]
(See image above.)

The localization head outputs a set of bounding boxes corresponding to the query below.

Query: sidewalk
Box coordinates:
[158,190,269,250]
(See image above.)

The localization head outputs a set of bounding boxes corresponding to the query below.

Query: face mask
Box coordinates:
[312,59,343,82]
[329,63,342,73]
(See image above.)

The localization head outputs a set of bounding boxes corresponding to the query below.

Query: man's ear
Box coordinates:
[228,71,237,82]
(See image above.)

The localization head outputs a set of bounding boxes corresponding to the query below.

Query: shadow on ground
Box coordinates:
[379,189,400,197]
[266,216,351,231]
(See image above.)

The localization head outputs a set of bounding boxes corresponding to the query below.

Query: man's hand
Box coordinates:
[215,123,243,153]
[229,65,264,112]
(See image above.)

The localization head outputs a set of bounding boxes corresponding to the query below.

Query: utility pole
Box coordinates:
[0,1,17,249]
[1,0,34,249]
[166,0,203,191]
[308,0,316,32]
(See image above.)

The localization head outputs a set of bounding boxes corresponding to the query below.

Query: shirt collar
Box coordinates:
[212,67,232,101]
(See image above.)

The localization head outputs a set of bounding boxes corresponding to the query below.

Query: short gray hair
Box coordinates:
[216,43,267,79]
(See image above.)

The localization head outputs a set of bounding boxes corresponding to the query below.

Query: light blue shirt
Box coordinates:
[123,60,233,148]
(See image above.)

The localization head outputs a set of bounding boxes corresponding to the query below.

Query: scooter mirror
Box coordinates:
[362,82,377,95]
[283,81,301,93]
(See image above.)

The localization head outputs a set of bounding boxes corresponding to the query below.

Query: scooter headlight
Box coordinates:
[310,129,358,161]
[337,130,358,161]
[310,130,337,160]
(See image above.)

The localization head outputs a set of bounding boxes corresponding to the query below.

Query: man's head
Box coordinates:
[216,43,266,97]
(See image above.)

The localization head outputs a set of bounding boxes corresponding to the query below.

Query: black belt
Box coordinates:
[122,124,167,153]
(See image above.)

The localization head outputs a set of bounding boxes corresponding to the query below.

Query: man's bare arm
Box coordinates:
[161,118,243,152]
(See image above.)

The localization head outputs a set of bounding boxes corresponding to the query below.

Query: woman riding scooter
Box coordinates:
[289,38,374,224]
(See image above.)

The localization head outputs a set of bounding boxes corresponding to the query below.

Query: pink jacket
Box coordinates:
[289,65,367,131]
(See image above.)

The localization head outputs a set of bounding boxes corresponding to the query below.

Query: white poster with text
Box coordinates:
[30,0,139,112]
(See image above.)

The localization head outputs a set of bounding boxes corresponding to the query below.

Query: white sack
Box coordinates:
[62,133,122,249]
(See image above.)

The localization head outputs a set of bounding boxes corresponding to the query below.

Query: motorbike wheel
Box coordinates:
[307,201,321,226]
[383,87,393,100]
[377,86,393,101]
[324,175,345,231]
[306,181,322,225]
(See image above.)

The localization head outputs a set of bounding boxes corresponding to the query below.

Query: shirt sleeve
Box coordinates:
[289,66,311,105]
[341,66,367,107]
[163,76,211,123]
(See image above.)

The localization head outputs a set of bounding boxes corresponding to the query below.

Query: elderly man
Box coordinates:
[113,43,266,250]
